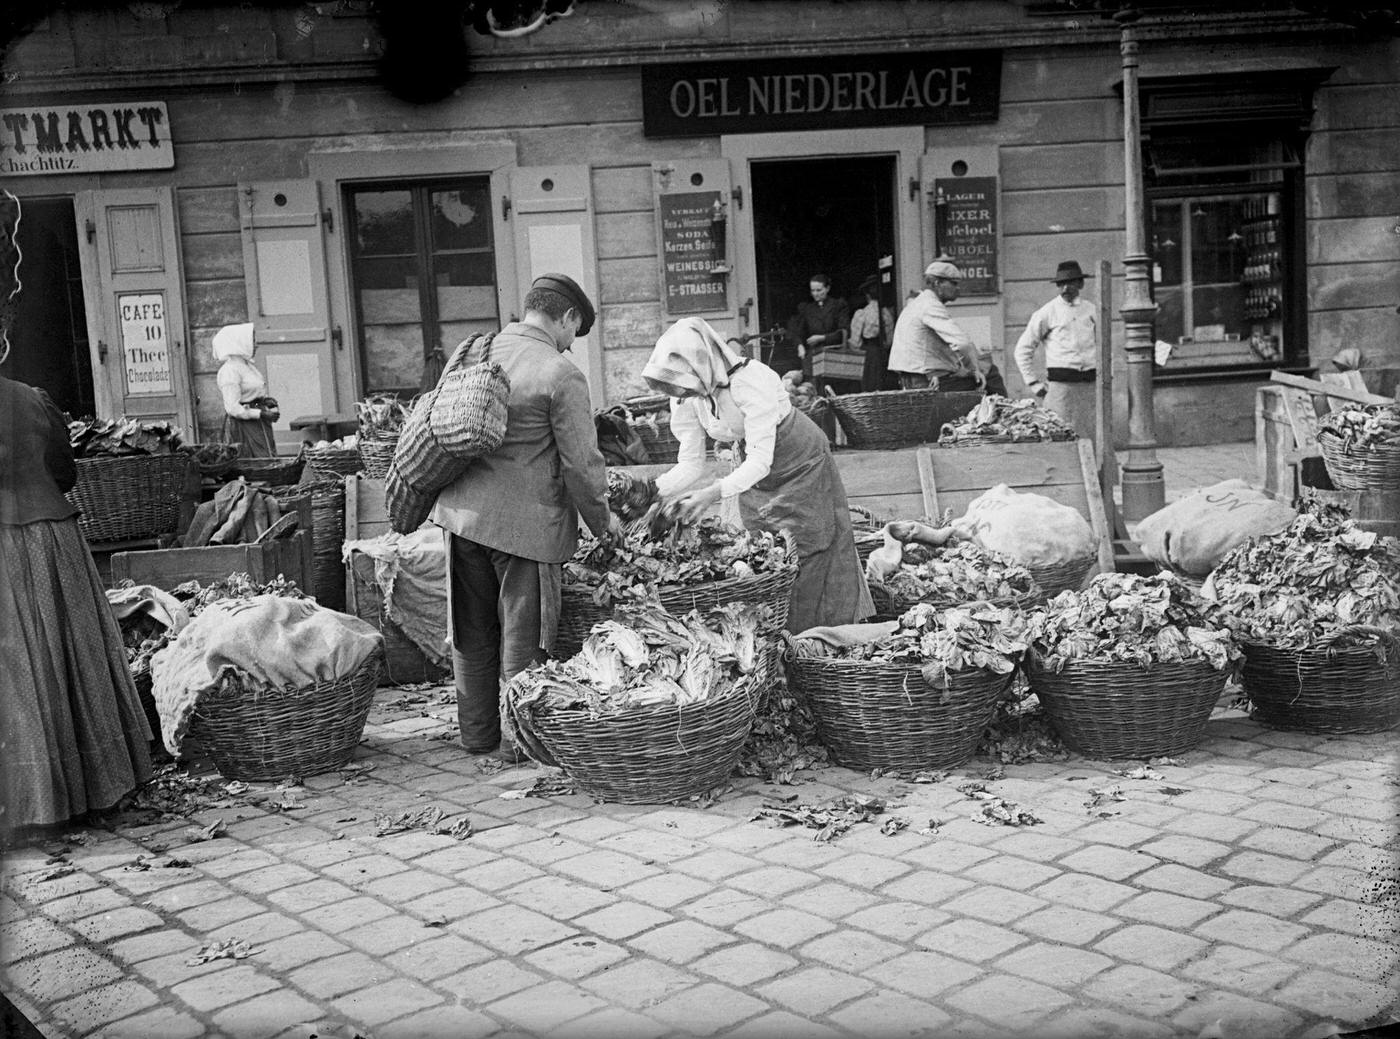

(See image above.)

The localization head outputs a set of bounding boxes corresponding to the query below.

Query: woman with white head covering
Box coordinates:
[212,322,279,458]
[643,317,873,633]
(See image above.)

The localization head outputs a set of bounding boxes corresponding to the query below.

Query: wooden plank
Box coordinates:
[1076,438,1116,577]
[1320,371,1370,399]
[1279,387,1323,455]
[1270,370,1390,405]
[917,449,940,520]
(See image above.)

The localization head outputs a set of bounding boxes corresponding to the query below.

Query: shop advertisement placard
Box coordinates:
[935,176,998,295]
[0,101,174,176]
[119,292,173,396]
[659,191,728,314]
[643,51,1001,137]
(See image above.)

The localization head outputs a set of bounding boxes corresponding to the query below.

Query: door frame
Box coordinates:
[722,126,926,337]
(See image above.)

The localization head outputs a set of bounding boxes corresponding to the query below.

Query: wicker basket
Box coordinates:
[869,582,1042,621]
[273,476,346,611]
[940,430,1077,448]
[1025,555,1096,600]
[829,389,984,450]
[633,413,681,465]
[186,651,383,781]
[1242,640,1400,734]
[849,504,886,564]
[1318,429,1400,491]
[1024,651,1227,759]
[347,558,451,686]
[507,676,761,803]
[68,453,192,543]
[131,662,163,744]
[303,445,363,478]
[787,655,1014,771]
[358,436,398,479]
[236,452,306,487]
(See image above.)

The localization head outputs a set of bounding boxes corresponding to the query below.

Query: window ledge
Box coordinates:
[1153,363,1314,386]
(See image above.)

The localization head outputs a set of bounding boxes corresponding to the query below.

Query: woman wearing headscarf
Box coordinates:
[0,190,153,834]
[212,321,279,458]
[643,317,873,633]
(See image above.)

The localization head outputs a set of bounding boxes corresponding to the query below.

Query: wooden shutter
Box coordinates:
[75,187,195,433]
[238,180,337,452]
[505,166,603,403]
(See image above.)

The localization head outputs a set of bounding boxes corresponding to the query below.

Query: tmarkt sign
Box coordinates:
[1,101,174,175]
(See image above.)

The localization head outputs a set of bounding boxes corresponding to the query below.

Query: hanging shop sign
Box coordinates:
[935,176,999,295]
[0,101,174,176]
[118,292,173,396]
[659,191,729,314]
[642,51,1001,137]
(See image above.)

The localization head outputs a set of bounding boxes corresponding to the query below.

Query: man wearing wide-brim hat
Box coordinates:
[1013,259,1099,440]
[887,258,985,392]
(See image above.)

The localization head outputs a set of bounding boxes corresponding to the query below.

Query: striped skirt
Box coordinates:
[0,518,152,831]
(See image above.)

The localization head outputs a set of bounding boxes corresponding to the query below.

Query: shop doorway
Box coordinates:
[750,155,897,350]
[8,197,93,417]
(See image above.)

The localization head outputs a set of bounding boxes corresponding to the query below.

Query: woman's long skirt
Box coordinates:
[739,408,875,633]
[223,414,277,459]
[0,518,153,831]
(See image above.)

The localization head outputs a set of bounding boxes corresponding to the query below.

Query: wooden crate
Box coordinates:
[811,347,865,382]
[110,530,314,594]
[1255,385,1320,502]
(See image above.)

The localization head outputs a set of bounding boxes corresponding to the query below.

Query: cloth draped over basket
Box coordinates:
[149,595,383,756]
[342,527,449,666]
[106,584,190,637]
[387,333,510,534]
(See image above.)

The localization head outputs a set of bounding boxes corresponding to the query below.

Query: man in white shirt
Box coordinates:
[887,258,984,391]
[1013,259,1099,439]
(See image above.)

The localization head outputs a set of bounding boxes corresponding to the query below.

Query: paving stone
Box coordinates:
[1218,884,1325,918]
[1218,850,1313,886]
[830,990,954,1037]
[1300,897,1399,938]
[1169,989,1305,1038]
[194,848,282,879]
[521,935,633,980]
[755,965,875,1015]
[1272,968,1400,1023]
[408,843,500,876]
[702,825,795,854]
[299,895,398,933]
[1162,812,1260,843]
[1036,1005,1176,1039]
[1195,909,1310,953]
[226,862,319,894]
[1284,932,1400,982]
[1057,844,1157,881]
[383,932,493,979]
[726,865,818,898]
[959,855,1063,893]
[170,963,281,1011]
[690,942,799,987]
[455,857,545,892]
[1071,819,1160,848]
[1115,890,1221,929]
[629,919,737,964]
[1135,834,1232,868]
[265,878,358,914]
[436,959,544,1004]
[574,901,674,940]
[551,816,638,843]
[579,958,696,1009]
[510,836,596,866]
[878,870,976,906]
[942,973,1073,1031]
[1132,862,1235,899]
[915,918,1027,962]
[287,950,388,998]
[732,907,836,946]
[751,838,844,870]
[339,911,446,957]
[1013,904,1120,944]
[938,884,1048,924]
[254,930,350,972]
[778,880,880,920]
[598,829,706,862]
[175,893,269,932]
[456,903,579,955]
[896,839,998,873]
[840,901,949,943]
[1082,963,1202,1016]
[552,850,662,889]
[40,885,129,922]
[678,890,771,928]
[544,1006,670,1039]
[106,928,201,966]
[1030,871,1137,911]
[1094,924,1209,970]
[812,851,913,887]
[1,944,123,1002]
[1180,944,1301,995]
[619,872,715,909]
[321,852,411,885]
[1238,801,1333,830]
[1295,865,1370,900]
[998,941,1114,987]
[723,1009,849,1039]
[97,1004,206,1039]
[0,915,75,964]
[871,949,981,997]
[47,979,160,1032]
[1316,795,1396,821]
[797,928,904,973]
[332,977,445,1027]
[644,980,769,1036]
[670,849,767,881]
[9,869,103,903]
[499,874,619,920]
[131,947,237,990]
[210,989,325,1038]
[397,884,503,925]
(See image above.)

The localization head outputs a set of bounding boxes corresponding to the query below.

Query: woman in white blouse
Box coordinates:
[212,322,279,458]
[643,317,873,632]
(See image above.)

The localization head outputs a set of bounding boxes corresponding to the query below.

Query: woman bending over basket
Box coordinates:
[0,190,152,836]
[643,316,874,633]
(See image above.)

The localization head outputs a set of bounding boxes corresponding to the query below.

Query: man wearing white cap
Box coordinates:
[887,258,985,392]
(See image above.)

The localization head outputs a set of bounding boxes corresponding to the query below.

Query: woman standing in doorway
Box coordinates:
[643,317,873,633]
[213,322,279,458]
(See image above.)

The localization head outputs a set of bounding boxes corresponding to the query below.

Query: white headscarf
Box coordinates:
[211,322,255,362]
[643,317,746,397]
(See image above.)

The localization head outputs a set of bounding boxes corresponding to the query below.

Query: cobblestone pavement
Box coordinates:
[3,684,1397,1039]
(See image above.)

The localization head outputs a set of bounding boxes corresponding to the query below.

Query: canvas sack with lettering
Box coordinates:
[950,484,1096,568]
[1135,478,1296,576]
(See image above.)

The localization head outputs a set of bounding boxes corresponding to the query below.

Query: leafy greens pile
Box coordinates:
[507,602,766,716]
[793,601,1028,689]
[880,541,1039,608]
[1030,572,1239,672]
[69,417,184,458]
[1203,514,1400,652]
[355,393,411,438]
[1319,402,1400,450]
[938,395,1077,444]
[565,518,793,607]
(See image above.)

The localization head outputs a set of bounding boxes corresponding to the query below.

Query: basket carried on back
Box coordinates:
[787,655,1013,771]
[506,675,760,804]
[1241,639,1400,734]
[186,651,383,781]
[236,451,306,488]
[303,445,363,478]
[68,453,193,543]
[1024,651,1226,758]
[1318,428,1400,491]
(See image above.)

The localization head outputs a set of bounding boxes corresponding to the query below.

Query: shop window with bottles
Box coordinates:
[346,178,498,396]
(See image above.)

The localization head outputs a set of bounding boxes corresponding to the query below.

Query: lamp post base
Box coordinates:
[1120,459,1166,523]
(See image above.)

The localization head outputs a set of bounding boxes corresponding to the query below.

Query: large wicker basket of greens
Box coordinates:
[937,394,1078,446]
[1316,402,1400,491]
[786,602,1025,771]
[66,418,192,543]
[1204,514,1400,733]
[506,604,766,803]
[866,538,1041,618]
[1025,573,1240,758]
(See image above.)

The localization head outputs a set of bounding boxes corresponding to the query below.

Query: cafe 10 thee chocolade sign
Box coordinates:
[642,52,1001,137]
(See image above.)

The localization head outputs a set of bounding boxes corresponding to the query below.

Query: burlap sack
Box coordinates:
[1135,478,1296,576]
[952,484,1097,568]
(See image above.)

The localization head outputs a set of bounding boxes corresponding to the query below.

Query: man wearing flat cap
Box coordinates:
[1014,259,1099,440]
[887,257,985,391]
[431,272,621,762]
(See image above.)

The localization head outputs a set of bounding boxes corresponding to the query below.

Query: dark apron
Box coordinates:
[222,414,277,459]
[736,407,874,632]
